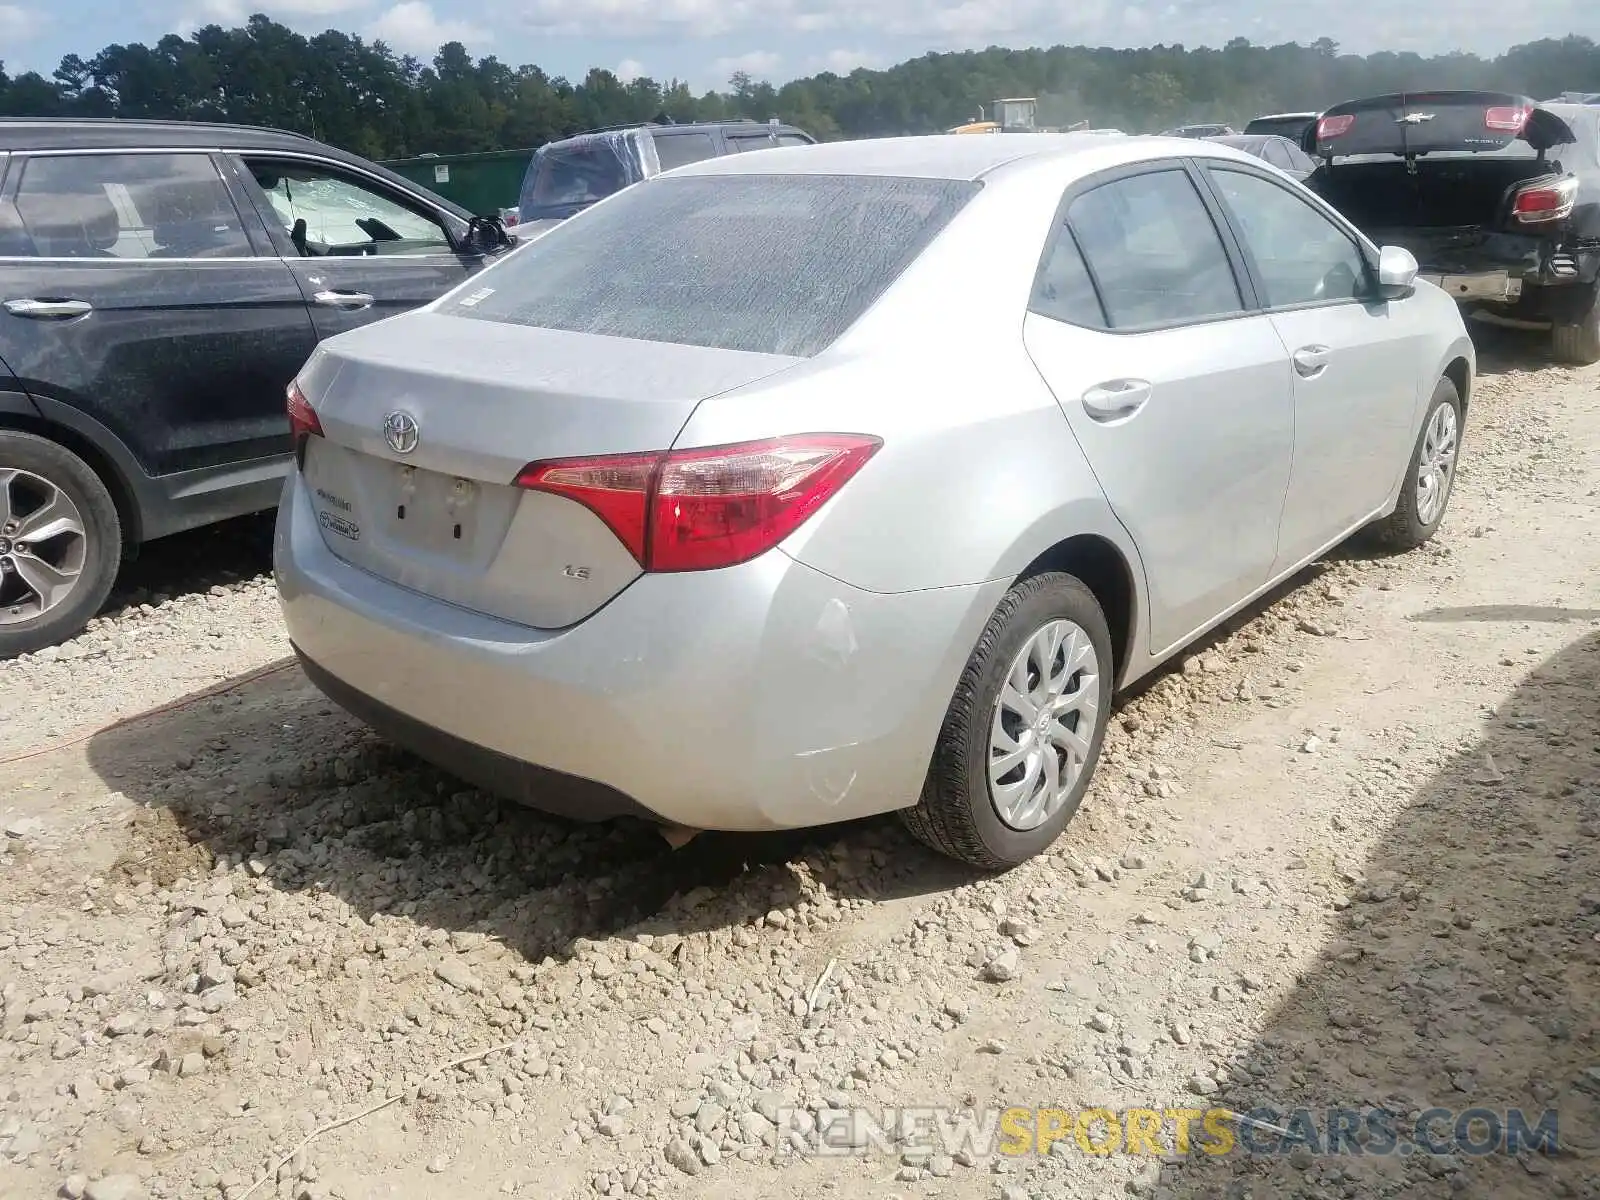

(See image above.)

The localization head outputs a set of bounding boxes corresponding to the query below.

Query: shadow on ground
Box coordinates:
[82,661,975,965]
[1154,631,1600,1200]
[103,510,275,615]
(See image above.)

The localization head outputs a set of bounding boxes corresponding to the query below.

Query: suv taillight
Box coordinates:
[1511,176,1579,226]
[514,434,881,572]
[287,380,323,441]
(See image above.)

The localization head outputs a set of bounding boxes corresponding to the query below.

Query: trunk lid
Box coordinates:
[298,310,802,628]
[1308,91,1577,158]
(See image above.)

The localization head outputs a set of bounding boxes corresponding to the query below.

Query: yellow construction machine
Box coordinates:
[947,97,1048,134]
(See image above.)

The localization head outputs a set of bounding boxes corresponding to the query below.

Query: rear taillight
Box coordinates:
[287,379,323,441]
[514,434,881,572]
[1511,176,1579,225]
[1485,104,1532,133]
[1315,114,1355,140]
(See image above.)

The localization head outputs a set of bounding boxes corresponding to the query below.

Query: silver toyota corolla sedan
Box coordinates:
[274,132,1473,870]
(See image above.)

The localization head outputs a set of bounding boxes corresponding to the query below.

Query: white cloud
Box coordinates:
[503,0,1594,61]
[0,3,39,39]
[815,48,882,73]
[616,57,645,81]
[712,50,782,78]
[366,0,486,52]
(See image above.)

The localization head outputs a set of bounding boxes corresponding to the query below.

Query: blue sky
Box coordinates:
[1,0,1596,93]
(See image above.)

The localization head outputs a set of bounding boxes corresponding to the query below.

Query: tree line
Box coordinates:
[2,20,1598,160]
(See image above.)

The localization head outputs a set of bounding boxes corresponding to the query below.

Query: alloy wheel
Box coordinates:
[988,618,1102,831]
[1415,401,1459,527]
[0,467,88,625]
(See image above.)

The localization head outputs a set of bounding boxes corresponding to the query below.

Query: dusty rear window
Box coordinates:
[444,173,981,357]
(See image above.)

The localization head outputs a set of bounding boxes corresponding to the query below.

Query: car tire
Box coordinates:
[1552,286,1600,366]
[901,571,1114,871]
[0,431,121,659]
[1368,376,1462,552]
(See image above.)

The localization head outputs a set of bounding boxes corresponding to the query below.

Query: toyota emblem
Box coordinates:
[383,410,420,455]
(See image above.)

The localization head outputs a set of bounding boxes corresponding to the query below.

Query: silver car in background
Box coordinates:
[274,133,1474,870]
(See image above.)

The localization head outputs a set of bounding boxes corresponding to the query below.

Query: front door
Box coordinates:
[0,149,315,478]
[230,153,484,340]
[1199,163,1432,570]
[1022,164,1295,654]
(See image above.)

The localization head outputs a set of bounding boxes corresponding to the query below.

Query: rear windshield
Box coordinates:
[1244,116,1313,140]
[521,139,636,217]
[444,173,981,357]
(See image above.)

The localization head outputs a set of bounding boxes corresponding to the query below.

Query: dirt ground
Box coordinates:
[2,329,1599,1200]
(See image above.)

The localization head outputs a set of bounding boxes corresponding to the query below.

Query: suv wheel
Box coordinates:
[0,431,121,659]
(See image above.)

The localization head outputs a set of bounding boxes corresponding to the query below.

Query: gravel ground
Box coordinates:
[2,332,1600,1200]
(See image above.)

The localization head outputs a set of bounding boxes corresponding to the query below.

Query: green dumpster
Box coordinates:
[380,148,532,216]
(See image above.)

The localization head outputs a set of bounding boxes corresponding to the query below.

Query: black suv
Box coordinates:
[516,119,816,231]
[0,118,514,656]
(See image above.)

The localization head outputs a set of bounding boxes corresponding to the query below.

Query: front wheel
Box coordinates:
[901,571,1113,871]
[0,431,121,659]
[1368,376,1462,553]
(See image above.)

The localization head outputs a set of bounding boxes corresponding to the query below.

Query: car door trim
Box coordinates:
[1027,157,1263,335]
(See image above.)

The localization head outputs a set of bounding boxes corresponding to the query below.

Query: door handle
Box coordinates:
[4,298,92,319]
[1292,345,1331,378]
[1081,379,1152,420]
[312,290,375,310]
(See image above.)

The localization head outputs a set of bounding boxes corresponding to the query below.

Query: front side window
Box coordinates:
[10,153,249,259]
[442,173,979,357]
[1067,169,1243,329]
[1208,167,1370,308]
[244,158,454,258]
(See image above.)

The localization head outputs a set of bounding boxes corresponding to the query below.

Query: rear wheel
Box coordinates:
[1368,376,1461,552]
[0,431,121,659]
[1552,283,1600,366]
[901,571,1113,871]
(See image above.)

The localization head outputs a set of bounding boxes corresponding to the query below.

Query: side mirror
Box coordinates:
[1375,244,1418,300]
[464,215,511,255]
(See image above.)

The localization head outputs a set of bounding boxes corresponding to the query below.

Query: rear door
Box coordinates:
[1022,162,1295,654]
[228,152,485,340]
[1200,161,1430,566]
[0,148,314,479]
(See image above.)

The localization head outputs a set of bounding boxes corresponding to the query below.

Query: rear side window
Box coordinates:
[652,132,718,171]
[444,174,980,357]
[1067,169,1243,329]
[776,134,813,147]
[1031,229,1105,327]
[10,153,250,259]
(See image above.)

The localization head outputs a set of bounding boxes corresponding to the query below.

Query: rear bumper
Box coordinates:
[274,473,1005,831]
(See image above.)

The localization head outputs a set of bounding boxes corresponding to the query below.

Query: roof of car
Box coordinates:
[0,117,330,153]
[0,117,477,218]
[674,132,1157,181]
